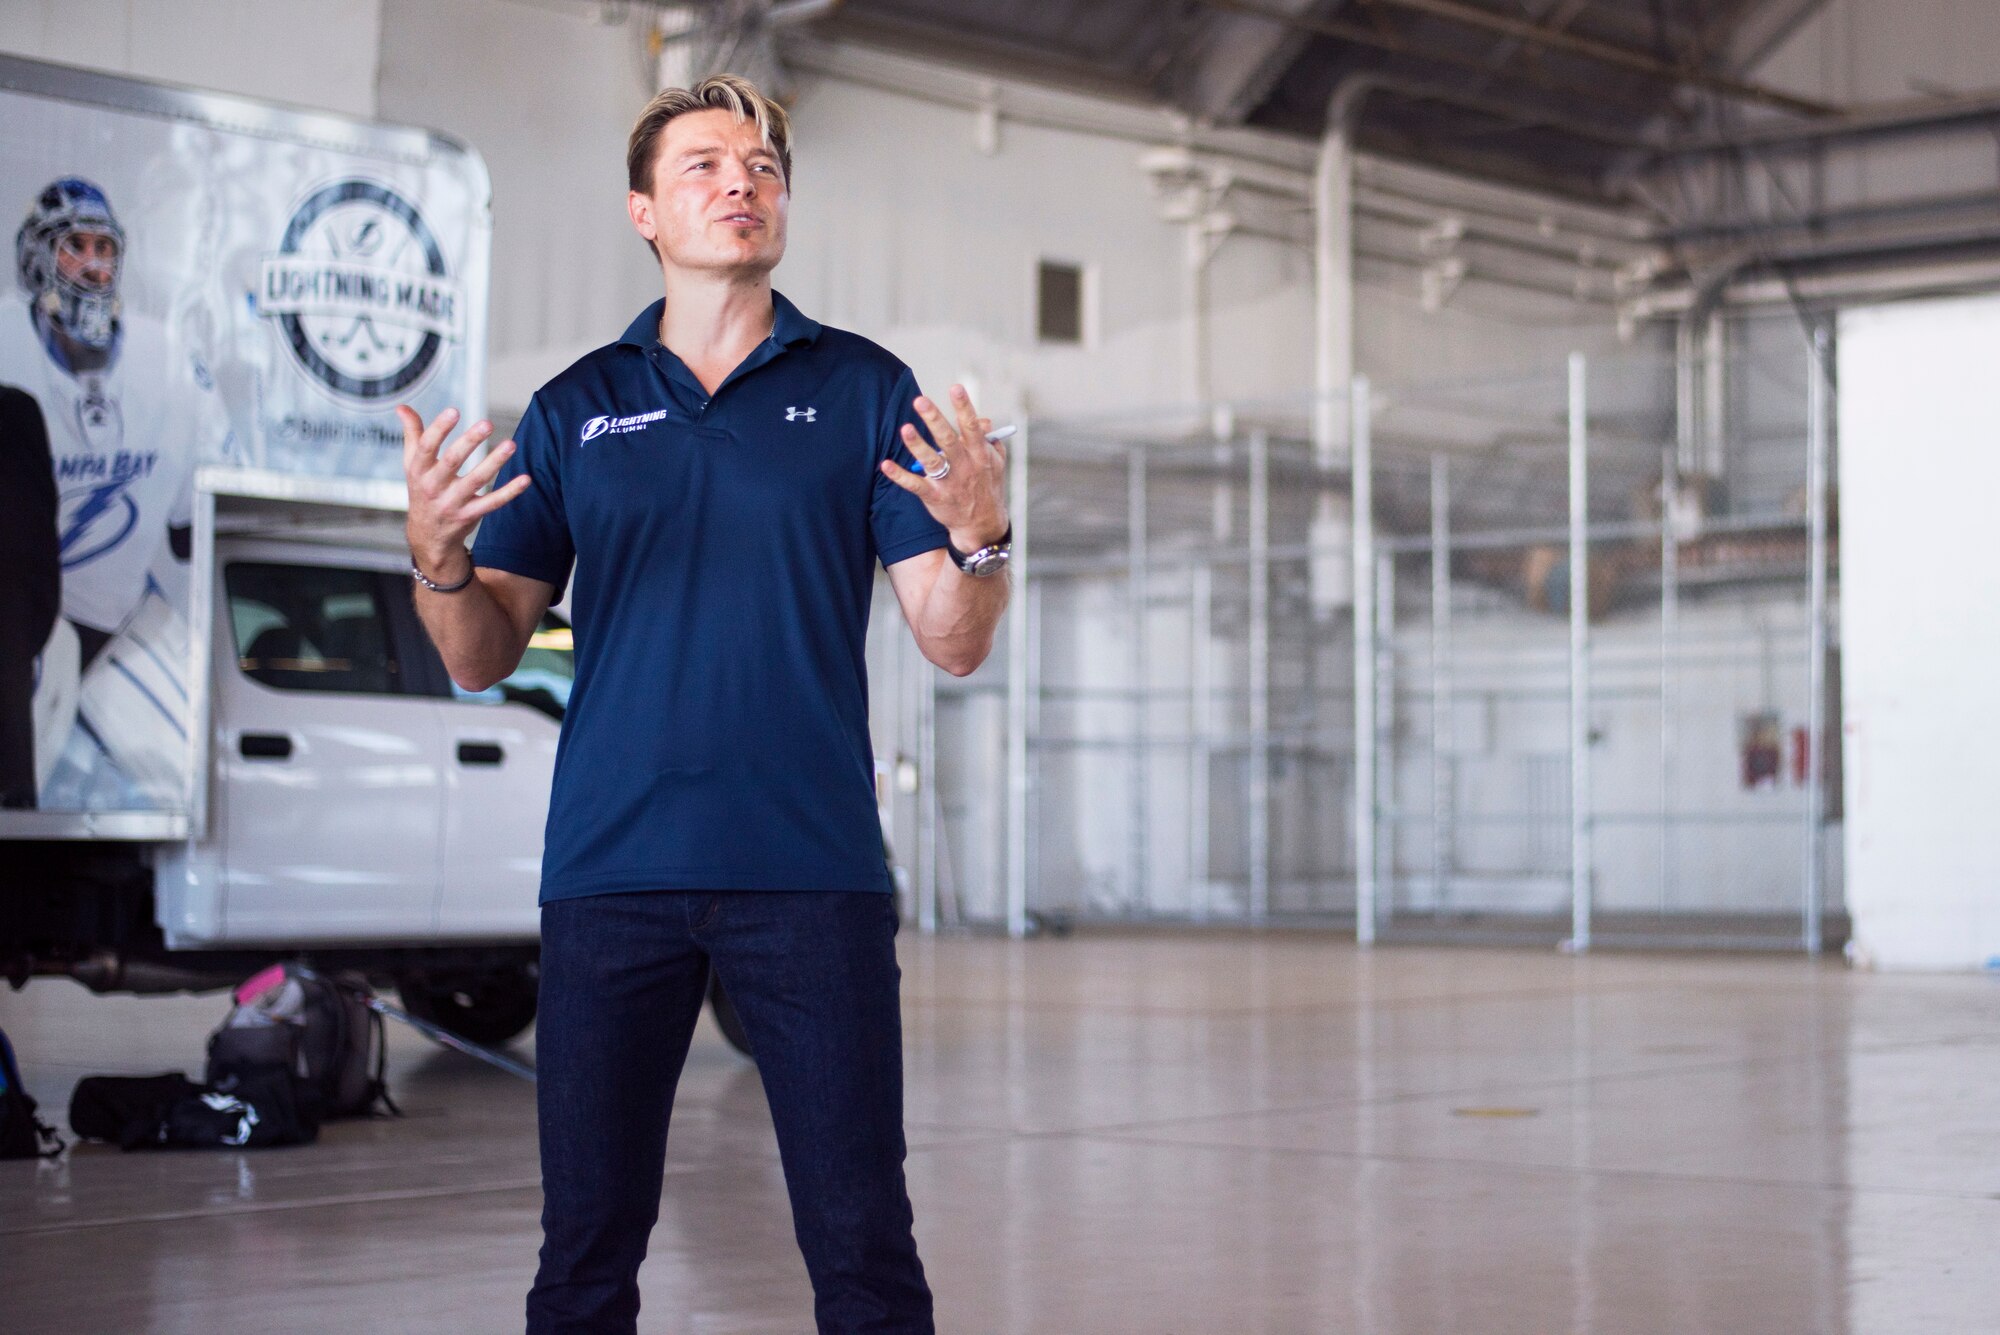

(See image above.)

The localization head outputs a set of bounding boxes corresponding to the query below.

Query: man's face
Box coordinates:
[55,227,120,292]
[630,107,788,278]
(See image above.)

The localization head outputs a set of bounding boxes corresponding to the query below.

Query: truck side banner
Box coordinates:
[0,56,491,817]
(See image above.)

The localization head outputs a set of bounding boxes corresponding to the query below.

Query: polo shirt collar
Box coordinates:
[617,290,821,352]
[770,291,821,348]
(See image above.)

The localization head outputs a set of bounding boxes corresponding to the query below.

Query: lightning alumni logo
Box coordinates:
[580,408,668,444]
[260,179,464,403]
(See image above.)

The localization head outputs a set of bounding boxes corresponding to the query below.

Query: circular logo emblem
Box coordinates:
[580,416,612,443]
[260,180,464,403]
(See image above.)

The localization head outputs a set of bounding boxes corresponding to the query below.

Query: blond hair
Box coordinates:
[626,73,792,196]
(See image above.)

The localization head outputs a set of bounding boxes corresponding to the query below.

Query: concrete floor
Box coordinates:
[2,933,1997,1334]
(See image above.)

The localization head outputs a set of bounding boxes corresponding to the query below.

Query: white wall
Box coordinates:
[0,0,383,118]
[775,74,1311,418]
[374,0,662,413]
[1357,261,1646,388]
[1838,293,2000,970]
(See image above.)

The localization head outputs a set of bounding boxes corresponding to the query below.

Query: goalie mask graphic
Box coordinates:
[16,176,126,372]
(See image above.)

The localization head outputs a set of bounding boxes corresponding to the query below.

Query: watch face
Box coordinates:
[967,548,1011,578]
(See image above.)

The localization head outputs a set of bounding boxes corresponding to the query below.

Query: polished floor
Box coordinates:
[2,933,1997,1333]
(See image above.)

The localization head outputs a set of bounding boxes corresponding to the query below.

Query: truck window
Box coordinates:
[450,612,574,722]
[226,563,403,695]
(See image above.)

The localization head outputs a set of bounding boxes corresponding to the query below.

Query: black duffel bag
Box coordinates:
[70,1067,317,1150]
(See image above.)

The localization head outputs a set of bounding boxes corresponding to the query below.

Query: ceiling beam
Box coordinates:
[813,10,1159,101]
[1180,0,1330,125]
[1719,0,1835,74]
[1194,0,1671,119]
[1360,0,1840,116]
[1457,0,1597,100]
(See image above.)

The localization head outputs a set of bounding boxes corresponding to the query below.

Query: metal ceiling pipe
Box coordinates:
[1660,91,2000,161]
[1659,187,2000,247]
[1314,77,1373,466]
[1631,252,2000,318]
[1310,78,1367,642]
[1318,70,1650,153]
[1355,245,1609,303]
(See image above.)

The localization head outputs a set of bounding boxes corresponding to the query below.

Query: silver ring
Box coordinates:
[926,458,952,481]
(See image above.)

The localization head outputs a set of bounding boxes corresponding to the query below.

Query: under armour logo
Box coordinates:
[786,406,815,422]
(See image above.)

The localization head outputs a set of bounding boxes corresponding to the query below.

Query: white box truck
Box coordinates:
[0,54,566,1045]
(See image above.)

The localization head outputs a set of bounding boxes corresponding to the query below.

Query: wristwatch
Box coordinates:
[947,525,1012,578]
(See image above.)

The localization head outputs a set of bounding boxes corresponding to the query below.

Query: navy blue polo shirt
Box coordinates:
[472,292,947,902]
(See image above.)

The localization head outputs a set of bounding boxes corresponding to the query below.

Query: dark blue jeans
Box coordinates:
[526,889,933,1335]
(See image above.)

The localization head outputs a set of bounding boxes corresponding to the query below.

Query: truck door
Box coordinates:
[417,609,569,937]
[215,559,444,940]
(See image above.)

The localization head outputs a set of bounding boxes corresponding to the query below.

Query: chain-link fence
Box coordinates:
[898,317,1837,950]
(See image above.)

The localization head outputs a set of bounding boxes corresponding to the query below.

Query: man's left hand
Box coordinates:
[879,385,1009,554]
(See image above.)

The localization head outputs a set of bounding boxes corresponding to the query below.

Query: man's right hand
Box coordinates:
[398,405,532,579]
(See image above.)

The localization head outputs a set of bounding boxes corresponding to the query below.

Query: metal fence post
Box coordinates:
[1191,560,1214,921]
[1659,443,1679,917]
[1248,428,1271,920]
[1567,354,1593,953]
[1352,377,1377,943]
[1429,453,1452,912]
[1006,421,1032,938]
[1128,444,1149,911]
[918,653,938,934]
[1804,329,1832,954]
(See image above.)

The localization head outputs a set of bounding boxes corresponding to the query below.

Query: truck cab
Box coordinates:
[5,475,563,1046]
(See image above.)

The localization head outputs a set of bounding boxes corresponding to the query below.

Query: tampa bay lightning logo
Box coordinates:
[58,480,140,568]
[259,180,464,403]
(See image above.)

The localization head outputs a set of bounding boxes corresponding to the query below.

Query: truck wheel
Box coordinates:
[706,970,752,1058]
[396,960,539,1047]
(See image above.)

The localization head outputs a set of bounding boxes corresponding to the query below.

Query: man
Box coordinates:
[0,384,58,807]
[397,75,1011,1334]
[1,177,232,808]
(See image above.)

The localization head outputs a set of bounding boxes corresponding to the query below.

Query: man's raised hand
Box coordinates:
[398,405,531,579]
[878,384,1009,554]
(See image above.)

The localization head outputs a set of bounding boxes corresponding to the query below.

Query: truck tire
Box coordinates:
[396,960,539,1048]
[706,969,752,1058]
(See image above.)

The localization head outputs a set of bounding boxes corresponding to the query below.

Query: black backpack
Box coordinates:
[206,964,397,1121]
[0,1025,65,1160]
